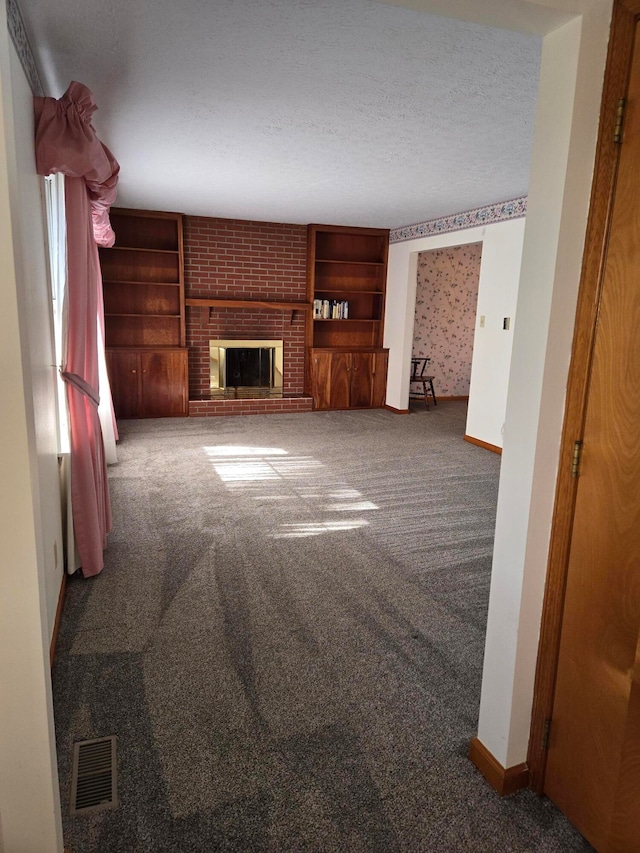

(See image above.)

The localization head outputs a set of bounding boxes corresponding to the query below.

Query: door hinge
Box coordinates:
[614,97,626,144]
[571,440,583,478]
[542,718,552,751]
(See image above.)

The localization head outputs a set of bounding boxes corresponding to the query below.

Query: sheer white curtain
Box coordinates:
[44,173,69,454]
[97,322,117,464]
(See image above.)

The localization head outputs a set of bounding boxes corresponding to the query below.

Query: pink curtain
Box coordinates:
[34,82,119,577]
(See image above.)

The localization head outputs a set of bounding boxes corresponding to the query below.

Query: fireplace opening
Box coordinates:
[210,339,284,398]
[226,348,272,387]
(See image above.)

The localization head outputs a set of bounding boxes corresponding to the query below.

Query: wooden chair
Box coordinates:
[410,357,437,410]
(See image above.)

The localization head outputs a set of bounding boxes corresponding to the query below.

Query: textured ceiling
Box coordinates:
[19,0,542,228]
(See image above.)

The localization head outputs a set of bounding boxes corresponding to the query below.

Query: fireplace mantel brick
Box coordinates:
[183,215,307,415]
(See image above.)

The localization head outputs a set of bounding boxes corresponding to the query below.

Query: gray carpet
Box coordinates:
[53,402,592,852]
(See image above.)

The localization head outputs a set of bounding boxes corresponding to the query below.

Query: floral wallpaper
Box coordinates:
[412,243,482,398]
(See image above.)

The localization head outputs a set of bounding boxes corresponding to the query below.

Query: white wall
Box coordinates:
[387,0,613,771]
[385,216,525,449]
[477,4,613,768]
[0,10,64,852]
[467,218,525,448]
[9,45,64,639]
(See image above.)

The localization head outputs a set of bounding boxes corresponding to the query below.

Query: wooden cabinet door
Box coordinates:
[311,350,333,410]
[106,349,140,419]
[371,350,388,408]
[140,350,188,417]
[311,349,388,410]
[349,352,374,408]
[311,350,350,410]
[328,351,351,409]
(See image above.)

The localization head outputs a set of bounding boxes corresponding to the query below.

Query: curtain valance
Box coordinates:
[35,80,119,246]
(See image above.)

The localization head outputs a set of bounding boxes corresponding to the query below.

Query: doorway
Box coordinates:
[411,243,482,402]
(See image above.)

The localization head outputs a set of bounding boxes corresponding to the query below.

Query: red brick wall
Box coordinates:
[183,216,308,399]
[188,397,313,417]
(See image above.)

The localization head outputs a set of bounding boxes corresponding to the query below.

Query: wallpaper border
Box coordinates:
[390,196,527,244]
[6,0,44,96]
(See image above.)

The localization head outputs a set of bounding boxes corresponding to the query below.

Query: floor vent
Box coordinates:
[70,736,118,816]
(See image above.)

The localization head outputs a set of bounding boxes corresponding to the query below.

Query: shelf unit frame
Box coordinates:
[305,223,389,406]
[99,208,188,417]
[100,208,186,349]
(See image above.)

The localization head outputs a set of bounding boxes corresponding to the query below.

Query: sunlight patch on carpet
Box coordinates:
[203,445,288,457]
[272,519,369,538]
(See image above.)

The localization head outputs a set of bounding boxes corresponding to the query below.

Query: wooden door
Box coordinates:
[311,350,332,410]
[140,350,188,417]
[105,349,140,419]
[543,26,640,851]
[371,350,388,408]
[349,352,374,408]
[328,351,351,409]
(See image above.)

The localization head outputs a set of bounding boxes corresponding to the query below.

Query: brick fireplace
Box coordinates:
[183,215,313,416]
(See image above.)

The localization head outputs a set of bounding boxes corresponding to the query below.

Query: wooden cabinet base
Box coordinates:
[310,348,388,410]
[106,347,188,418]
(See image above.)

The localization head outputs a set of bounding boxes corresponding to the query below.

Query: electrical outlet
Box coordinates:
[503,317,511,330]
[479,315,486,328]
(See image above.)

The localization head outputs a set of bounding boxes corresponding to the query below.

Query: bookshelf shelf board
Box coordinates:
[107,345,186,350]
[103,279,180,287]
[108,246,179,255]
[315,259,385,266]
[315,289,383,295]
[314,318,379,323]
[105,313,181,319]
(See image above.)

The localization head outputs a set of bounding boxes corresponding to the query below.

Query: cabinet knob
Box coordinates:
[142,369,147,374]
[132,369,137,374]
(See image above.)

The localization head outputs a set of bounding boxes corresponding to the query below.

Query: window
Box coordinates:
[44,173,69,454]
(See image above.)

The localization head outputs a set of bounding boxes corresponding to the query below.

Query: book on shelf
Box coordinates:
[315,299,349,320]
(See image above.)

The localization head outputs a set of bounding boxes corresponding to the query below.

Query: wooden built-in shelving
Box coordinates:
[99,209,188,417]
[306,224,389,409]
